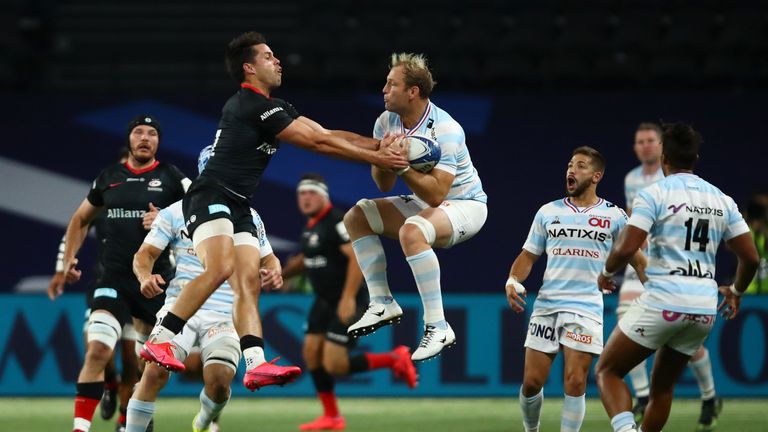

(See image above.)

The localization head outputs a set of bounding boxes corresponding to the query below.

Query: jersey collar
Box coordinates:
[400,101,432,136]
[241,83,271,99]
[306,203,333,229]
[124,160,159,175]
[563,197,604,213]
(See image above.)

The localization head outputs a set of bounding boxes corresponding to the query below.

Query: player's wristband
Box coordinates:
[506,276,526,294]
[729,284,743,297]
[601,268,615,278]
[394,166,410,176]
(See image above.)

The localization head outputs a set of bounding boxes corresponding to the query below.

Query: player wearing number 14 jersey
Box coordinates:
[595,123,759,432]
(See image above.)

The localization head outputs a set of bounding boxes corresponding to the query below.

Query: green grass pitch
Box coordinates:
[2,397,766,431]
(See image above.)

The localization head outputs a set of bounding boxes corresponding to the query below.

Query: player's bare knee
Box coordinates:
[205,259,235,286]
[322,357,347,376]
[521,376,545,396]
[84,342,113,366]
[563,369,587,394]
[145,363,171,387]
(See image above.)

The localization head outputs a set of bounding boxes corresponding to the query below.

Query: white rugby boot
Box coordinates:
[411,323,456,361]
[347,301,403,337]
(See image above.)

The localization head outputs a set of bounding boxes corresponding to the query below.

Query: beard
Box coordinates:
[130,147,154,164]
[566,180,590,198]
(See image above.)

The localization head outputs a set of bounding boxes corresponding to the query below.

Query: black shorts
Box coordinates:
[305,296,367,347]
[182,176,257,240]
[90,271,165,327]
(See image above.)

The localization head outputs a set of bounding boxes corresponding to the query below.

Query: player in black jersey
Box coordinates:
[48,148,144,430]
[57,115,190,432]
[143,31,408,391]
[282,174,417,431]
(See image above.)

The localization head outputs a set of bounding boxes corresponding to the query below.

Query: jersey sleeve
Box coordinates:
[624,171,634,210]
[167,164,191,192]
[250,97,296,136]
[433,121,464,176]
[85,169,109,207]
[627,187,659,232]
[143,208,174,251]
[280,100,301,118]
[522,207,546,256]
[723,196,750,241]
[612,206,629,237]
[251,209,273,257]
[373,112,387,140]
[335,221,351,244]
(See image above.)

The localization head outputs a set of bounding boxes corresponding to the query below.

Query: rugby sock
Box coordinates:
[117,406,127,426]
[151,311,186,343]
[74,381,103,431]
[628,360,650,398]
[406,249,446,327]
[610,411,637,432]
[358,352,397,371]
[689,349,716,399]
[194,388,229,430]
[519,387,543,432]
[309,369,338,417]
[561,393,586,432]
[240,335,265,371]
[351,235,393,303]
[125,399,155,432]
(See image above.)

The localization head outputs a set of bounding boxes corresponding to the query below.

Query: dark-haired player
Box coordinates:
[504,147,644,432]
[282,174,417,431]
[58,115,190,432]
[595,123,759,432]
[141,31,408,391]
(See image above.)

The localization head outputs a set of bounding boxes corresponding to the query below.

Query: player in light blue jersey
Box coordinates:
[344,53,488,361]
[125,147,287,432]
[621,122,723,430]
[504,146,646,432]
[595,123,759,432]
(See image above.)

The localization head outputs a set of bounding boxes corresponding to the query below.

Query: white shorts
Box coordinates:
[618,301,715,356]
[387,195,487,248]
[524,312,603,355]
[157,305,241,371]
[619,278,646,296]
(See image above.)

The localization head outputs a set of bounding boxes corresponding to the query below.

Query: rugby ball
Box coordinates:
[404,134,441,173]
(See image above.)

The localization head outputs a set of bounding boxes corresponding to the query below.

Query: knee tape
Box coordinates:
[202,338,241,372]
[404,215,436,245]
[87,311,122,350]
[356,199,384,234]
[617,300,632,318]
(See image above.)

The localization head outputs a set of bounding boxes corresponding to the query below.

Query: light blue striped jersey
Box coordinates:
[523,197,629,323]
[373,101,487,203]
[629,173,749,314]
[623,164,665,282]
[143,201,273,314]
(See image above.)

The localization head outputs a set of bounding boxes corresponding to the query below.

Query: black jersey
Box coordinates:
[87,161,187,277]
[301,206,359,301]
[200,83,300,199]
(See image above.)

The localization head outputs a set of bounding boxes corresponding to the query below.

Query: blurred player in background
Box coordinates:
[56,115,190,432]
[282,173,417,431]
[127,146,283,432]
[344,53,488,361]
[595,123,759,432]
[621,122,723,430]
[141,32,408,389]
[504,146,646,432]
[48,147,142,430]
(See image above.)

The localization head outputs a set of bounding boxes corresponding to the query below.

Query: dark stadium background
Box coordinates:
[1,0,765,399]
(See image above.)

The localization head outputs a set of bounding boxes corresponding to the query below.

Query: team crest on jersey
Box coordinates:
[148,179,162,187]
[308,233,320,247]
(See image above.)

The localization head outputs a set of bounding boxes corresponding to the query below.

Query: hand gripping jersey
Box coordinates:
[373,101,487,204]
[87,161,188,277]
[628,173,749,314]
[200,83,300,199]
[143,201,273,314]
[523,198,629,323]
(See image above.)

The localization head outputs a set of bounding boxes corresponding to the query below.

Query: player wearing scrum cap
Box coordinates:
[504,147,646,432]
[282,173,417,431]
[56,115,191,432]
[344,53,488,362]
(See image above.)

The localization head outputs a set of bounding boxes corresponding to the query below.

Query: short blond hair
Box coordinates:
[390,53,435,99]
